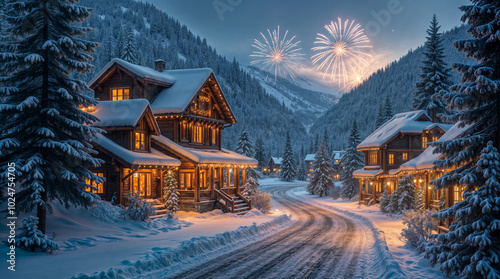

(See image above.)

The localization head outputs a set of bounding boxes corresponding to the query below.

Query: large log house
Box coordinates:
[86,58,257,214]
[353,110,451,204]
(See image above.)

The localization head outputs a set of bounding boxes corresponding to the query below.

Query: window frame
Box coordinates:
[402,152,408,161]
[388,153,395,165]
[111,87,130,101]
[134,131,147,151]
[422,135,428,148]
[86,172,104,194]
[368,153,377,164]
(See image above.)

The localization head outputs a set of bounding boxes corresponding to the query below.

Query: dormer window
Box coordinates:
[112,88,129,101]
[135,132,146,151]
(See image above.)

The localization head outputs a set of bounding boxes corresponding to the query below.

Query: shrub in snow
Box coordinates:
[252,191,272,213]
[401,210,438,253]
[397,175,416,212]
[163,170,179,218]
[379,187,390,213]
[329,185,341,200]
[111,192,120,206]
[125,191,155,221]
[414,186,425,212]
[89,200,124,222]
[424,142,500,278]
[16,216,59,253]
[242,177,259,198]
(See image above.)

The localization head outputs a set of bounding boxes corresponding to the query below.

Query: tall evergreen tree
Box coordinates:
[309,142,335,197]
[0,0,102,234]
[323,129,330,154]
[235,127,254,158]
[423,1,500,277]
[121,25,137,64]
[397,175,416,211]
[340,120,364,199]
[280,131,296,181]
[412,15,452,122]
[296,159,308,181]
[375,103,385,129]
[254,136,265,170]
[163,170,179,218]
[383,96,393,122]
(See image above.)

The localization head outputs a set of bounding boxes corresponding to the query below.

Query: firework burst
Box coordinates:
[311,18,372,90]
[250,26,303,80]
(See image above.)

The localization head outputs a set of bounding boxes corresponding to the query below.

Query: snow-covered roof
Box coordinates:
[92,134,180,167]
[89,58,176,87]
[358,110,452,150]
[150,68,213,114]
[270,157,283,165]
[89,99,157,132]
[152,135,258,167]
[390,122,469,174]
[332,151,346,161]
[353,168,383,178]
[304,154,316,161]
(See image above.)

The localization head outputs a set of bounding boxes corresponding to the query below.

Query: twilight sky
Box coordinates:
[140,0,469,90]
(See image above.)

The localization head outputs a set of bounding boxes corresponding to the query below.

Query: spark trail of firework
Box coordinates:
[312,18,372,91]
[250,26,303,80]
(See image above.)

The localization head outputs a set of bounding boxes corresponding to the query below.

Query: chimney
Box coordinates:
[154,59,166,72]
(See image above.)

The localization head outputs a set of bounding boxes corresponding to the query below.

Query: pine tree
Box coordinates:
[0,0,102,234]
[236,127,254,158]
[121,25,137,64]
[383,96,393,122]
[16,216,59,253]
[340,120,364,199]
[323,129,330,154]
[308,142,335,197]
[379,187,390,213]
[296,159,308,181]
[375,103,385,129]
[163,170,179,218]
[397,175,416,212]
[242,176,259,197]
[412,15,451,123]
[254,136,266,170]
[425,142,500,278]
[414,186,425,212]
[280,131,296,181]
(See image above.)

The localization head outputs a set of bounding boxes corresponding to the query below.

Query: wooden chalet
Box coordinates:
[87,58,257,214]
[331,151,346,180]
[304,154,316,176]
[264,157,283,176]
[353,111,451,204]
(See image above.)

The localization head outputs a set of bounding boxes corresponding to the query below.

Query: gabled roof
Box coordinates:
[353,168,383,178]
[332,151,346,161]
[92,134,180,168]
[304,154,316,161]
[270,157,283,165]
[88,58,176,88]
[152,135,257,166]
[358,110,452,150]
[89,99,160,135]
[389,122,470,174]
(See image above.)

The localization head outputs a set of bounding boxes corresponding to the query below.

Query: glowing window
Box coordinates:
[432,136,438,142]
[388,153,394,165]
[192,125,203,143]
[422,136,428,148]
[402,152,408,160]
[111,88,129,101]
[369,153,377,164]
[86,172,104,194]
[134,132,146,150]
[132,172,151,197]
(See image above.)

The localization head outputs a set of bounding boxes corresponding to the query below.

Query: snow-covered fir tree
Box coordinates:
[387,189,400,214]
[414,185,425,212]
[121,24,137,64]
[242,176,259,198]
[397,175,416,211]
[16,216,59,253]
[383,96,393,122]
[340,120,364,199]
[0,0,102,234]
[254,136,266,170]
[280,131,296,181]
[235,127,254,158]
[425,142,500,278]
[375,103,385,129]
[412,15,452,123]
[296,159,308,181]
[308,142,334,197]
[163,170,179,218]
[379,187,390,213]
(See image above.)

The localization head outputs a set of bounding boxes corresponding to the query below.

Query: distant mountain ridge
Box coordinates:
[310,25,474,150]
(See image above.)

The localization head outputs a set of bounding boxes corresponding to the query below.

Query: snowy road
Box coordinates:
[143,182,403,279]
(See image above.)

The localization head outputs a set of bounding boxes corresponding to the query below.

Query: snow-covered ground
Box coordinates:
[287,183,447,278]
[0,200,289,279]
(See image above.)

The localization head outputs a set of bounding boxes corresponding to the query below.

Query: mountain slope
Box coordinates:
[310,25,475,150]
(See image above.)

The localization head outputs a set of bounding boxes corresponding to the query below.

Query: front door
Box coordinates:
[132,172,152,197]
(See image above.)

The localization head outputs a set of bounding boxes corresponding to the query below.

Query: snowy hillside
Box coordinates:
[310,25,475,150]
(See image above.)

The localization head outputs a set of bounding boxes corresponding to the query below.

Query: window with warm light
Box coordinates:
[453,185,465,203]
[369,153,377,164]
[179,172,194,190]
[402,152,408,160]
[86,172,104,194]
[432,136,438,142]
[335,159,339,163]
[181,122,189,140]
[388,153,394,165]
[111,88,129,100]
[211,128,217,145]
[134,132,146,151]
[131,172,151,197]
[422,136,428,148]
[192,125,203,143]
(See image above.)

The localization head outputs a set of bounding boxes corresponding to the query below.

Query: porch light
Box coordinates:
[413,179,417,183]
[419,179,423,183]
[387,182,390,186]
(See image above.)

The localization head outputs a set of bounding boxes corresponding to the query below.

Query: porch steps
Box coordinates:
[232,197,251,215]
[146,199,170,220]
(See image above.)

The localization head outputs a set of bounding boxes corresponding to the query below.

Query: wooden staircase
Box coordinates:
[215,190,252,215]
[145,199,169,220]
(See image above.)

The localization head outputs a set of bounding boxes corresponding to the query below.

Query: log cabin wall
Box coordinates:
[93,70,137,101]
[88,151,121,201]
[106,130,132,150]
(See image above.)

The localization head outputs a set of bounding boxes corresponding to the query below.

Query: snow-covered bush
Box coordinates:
[89,200,124,222]
[387,190,400,214]
[379,187,390,213]
[252,191,272,213]
[125,191,156,221]
[111,192,120,206]
[242,177,259,198]
[397,175,416,211]
[401,210,438,253]
[329,184,341,200]
[163,170,179,218]
[16,216,59,253]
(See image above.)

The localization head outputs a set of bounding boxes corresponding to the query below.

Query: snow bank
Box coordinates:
[72,214,291,279]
